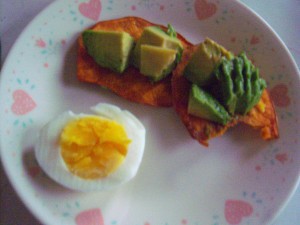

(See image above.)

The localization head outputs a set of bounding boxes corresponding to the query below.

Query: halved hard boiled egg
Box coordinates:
[35,103,146,192]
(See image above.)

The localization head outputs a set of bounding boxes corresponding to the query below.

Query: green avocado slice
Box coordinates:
[244,67,267,114]
[140,45,177,82]
[132,25,183,68]
[213,58,237,115]
[188,84,231,125]
[183,38,234,86]
[232,56,245,100]
[82,30,134,73]
[233,52,267,115]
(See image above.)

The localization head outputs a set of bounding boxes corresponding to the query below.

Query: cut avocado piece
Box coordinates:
[140,45,177,81]
[247,68,267,112]
[240,53,253,113]
[211,52,267,115]
[184,38,234,86]
[213,58,237,115]
[234,52,266,114]
[232,56,245,106]
[132,25,183,68]
[82,30,134,73]
[188,84,231,125]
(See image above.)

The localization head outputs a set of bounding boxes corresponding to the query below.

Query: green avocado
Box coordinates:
[82,30,134,73]
[184,38,234,86]
[232,56,245,105]
[247,68,267,112]
[211,52,267,116]
[236,53,267,114]
[188,84,231,125]
[140,45,177,81]
[213,58,237,115]
[132,25,183,69]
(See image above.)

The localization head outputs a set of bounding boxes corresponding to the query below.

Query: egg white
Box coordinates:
[35,103,146,192]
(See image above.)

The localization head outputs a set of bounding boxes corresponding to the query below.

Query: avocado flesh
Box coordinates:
[211,52,267,116]
[184,38,234,86]
[232,56,245,108]
[140,45,177,81]
[188,84,231,125]
[213,58,237,115]
[247,68,267,112]
[82,30,134,73]
[132,26,183,68]
[232,53,266,114]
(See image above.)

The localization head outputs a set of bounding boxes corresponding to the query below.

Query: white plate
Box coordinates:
[1,0,299,225]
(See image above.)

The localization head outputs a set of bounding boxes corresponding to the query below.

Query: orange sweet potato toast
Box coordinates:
[172,45,279,146]
[77,16,191,107]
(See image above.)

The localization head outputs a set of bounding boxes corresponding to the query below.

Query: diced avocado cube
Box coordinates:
[188,84,231,125]
[140,45,177,82]
[184,38,234,86]
[82,30,134,73]
[132,26,183,68]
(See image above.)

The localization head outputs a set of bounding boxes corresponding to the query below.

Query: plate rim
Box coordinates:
[1,0,300,225]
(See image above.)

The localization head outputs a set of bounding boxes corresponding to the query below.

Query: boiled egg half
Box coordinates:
[35,103,146,192]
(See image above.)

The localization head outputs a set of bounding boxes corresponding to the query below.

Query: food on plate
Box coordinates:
[35,103,146,192]
[132,25,183,81]
[82,30,134,73]
[188,84,231,125]
[77,16,278,146]
[139,45,177,81]
[212,52,267,115]
[77,16,191,107]
[172,40,279,146]
[184,38,233,86]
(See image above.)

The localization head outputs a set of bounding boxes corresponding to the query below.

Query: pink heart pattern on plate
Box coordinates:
[75,208,104,225]
[11,89,36,115]
[225,200,253,225]
[79,0,102,21]
[194,0,217,20]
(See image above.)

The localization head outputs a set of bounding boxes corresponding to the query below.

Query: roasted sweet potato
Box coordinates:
[239,90,279,140]
[172,45,279,146]
[77,16,191,107]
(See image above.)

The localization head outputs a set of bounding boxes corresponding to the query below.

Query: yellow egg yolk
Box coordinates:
[60,116,131,180]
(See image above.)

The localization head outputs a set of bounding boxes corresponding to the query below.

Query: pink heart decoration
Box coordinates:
[270,83,291,107]
[75,208,104,225]
[11,90,36,115]
[194,0,217,20]
[79,0,101,21]
[275,153,288,164]
[225,200,253,225]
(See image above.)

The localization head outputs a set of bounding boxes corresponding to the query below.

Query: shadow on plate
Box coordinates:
[22,147,75,196]
[227,123,271,159]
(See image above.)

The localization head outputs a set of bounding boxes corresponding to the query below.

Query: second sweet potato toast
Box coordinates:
[172,42,279,146]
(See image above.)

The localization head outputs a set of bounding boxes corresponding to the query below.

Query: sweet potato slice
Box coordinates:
[172,45,279,146]
[239,90,279,140]
[77,16,191,107]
